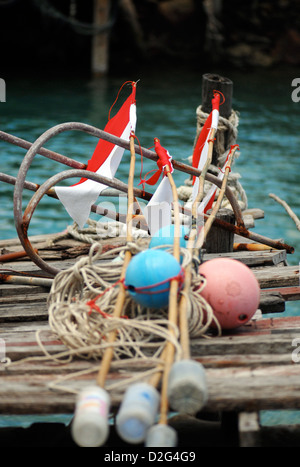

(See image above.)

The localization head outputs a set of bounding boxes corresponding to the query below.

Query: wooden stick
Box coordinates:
[157,163,181,426]
[269,193,300,231]
[195,145,238,250]
[96,131,136,388]
[177,147,236,353]
[177,127,217,360]
[195,127,217,209]
[233,243,276,252]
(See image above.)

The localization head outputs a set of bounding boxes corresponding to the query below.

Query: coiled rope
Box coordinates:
[47,241,218,364]
[177,106,248,211]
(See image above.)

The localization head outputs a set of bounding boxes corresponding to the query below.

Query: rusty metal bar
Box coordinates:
[12,121,294,276]
[0,249,38,263]
[9,122,244,224]
[12,122,245,276]
[211,217,295,254]
[2,171,152,202]
[0,171,149,231]
[18,169,152,276]
[0,130,86,169]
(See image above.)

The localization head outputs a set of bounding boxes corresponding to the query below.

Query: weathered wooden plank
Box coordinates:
[0,284,50,298]
[204,249,287,267]
[259,290,285,313]
[2,363,300,414]
[1,317,299,368]
[191,333,298,356]
[0,233,61,248]
[0,292,49,305]
[191,316,300,355]
[205,364,300,412]
[253,265,299,288]
[0,316,299,415]
[0,260,79,276]
[197,354,294,368]
[0,301,49,322]
[242,208,264,220]
[263,286,300,302]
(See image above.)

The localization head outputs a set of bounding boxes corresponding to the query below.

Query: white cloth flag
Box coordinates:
[192,93,220,202]
[143,176,173,235]
[142,138,174,236]
[198,150,230,215]
[55,82,137,229]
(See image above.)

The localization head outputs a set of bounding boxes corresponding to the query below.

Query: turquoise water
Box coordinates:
[1,67,300,428]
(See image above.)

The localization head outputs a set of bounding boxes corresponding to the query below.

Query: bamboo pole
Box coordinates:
[195,145,238,250]
[156,154,181,426]
[233,243,276,252]
[96,131,136,388]
[177,126,217,359]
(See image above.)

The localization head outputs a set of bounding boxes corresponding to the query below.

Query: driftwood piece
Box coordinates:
[269,193,300,231]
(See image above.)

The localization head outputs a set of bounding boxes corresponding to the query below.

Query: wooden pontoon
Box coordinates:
[1,73,300,447]
[1,228,300,447]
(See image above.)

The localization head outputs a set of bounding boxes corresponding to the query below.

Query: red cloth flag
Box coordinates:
[198,148,231,214]
[192,92,220,201]
[143,138,174,235]
[55,82,137,228]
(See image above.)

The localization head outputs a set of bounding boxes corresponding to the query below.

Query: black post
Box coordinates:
[201,73,233,119]
[201,73,236,253]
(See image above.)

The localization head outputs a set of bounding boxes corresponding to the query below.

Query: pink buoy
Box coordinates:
[198,258,260,329]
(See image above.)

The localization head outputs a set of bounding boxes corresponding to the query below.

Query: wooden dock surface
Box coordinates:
[1,231,300,447]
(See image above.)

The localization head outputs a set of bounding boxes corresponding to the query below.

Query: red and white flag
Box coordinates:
[55,82,137,229]
[192,92,220,202]
[142,138,174,235]
[198,149,230,215]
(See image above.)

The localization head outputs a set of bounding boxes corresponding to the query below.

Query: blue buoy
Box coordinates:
[124,249,183,309]
[149,224,188,251]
